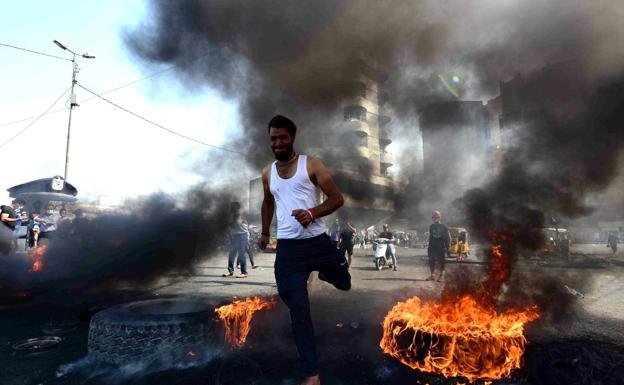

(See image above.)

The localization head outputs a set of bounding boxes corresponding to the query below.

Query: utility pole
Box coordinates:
[53,40,95,181]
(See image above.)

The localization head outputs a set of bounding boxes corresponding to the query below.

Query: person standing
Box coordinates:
[0,201,20,255]
[338,220,356,267]
[223,201,249,278]
[258,115,350,385]
[329,219,340,248]
[427,210,450,282]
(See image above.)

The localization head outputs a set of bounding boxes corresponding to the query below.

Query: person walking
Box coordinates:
[258,115,350,385]
[223,201,249,278]
[338,220,356,267]
[427,210,450,282]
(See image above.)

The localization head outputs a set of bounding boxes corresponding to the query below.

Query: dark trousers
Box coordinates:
[275,233,351,377]
[428,249,446,273]
[228,234,248,274]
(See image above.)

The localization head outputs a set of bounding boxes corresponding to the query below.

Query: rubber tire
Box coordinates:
[88,298,220,366]
[375,258,382,270]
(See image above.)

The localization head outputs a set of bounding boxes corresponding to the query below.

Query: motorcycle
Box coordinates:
[373,238,396,270]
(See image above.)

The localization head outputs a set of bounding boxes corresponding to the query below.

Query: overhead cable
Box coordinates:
[76,82,243,155]
[0,86,72,149]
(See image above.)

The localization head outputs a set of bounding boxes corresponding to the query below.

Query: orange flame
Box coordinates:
[381,236,539,381]
[380,295,538,382]
[215,296,276,347]
[29,245,47,272]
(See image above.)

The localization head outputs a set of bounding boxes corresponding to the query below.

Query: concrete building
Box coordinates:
[419,101,492,197]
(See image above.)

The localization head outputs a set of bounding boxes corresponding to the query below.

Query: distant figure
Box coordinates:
[223,201,249,278]
[0,201,20,254]
[329,219,340,248]
[378,224,397,271]
[338,220,356,267]
[27,212,42,248]
[427,210,450,282]
[607,232,619,253]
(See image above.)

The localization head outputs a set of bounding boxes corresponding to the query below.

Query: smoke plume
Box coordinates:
[125,1,624,309]
[125,0,624,212]
[0,186,234,306]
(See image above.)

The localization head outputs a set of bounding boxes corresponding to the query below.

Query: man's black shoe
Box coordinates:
[318,271,351,291]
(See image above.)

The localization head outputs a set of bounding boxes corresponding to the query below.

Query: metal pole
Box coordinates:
[64,53,77,181]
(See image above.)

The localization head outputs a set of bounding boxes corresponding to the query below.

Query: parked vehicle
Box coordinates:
[448,227,470,261]
[541,228,571,258]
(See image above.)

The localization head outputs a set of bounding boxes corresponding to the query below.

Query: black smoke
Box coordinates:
[125,1,624,307]
[0,186,233,306]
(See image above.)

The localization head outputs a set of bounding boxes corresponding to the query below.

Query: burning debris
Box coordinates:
[380,233,544,381]
[380,295,538,382]
[215,296,276,348]
[29,245,47,273]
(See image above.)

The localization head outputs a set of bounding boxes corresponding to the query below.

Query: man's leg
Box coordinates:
[389,245,397,270]
[315,234,351,291]
[224,241,236,276]
[237,235,248,275]
[427,251,435,280]
[275,245,318,378]
[437,253,446,281]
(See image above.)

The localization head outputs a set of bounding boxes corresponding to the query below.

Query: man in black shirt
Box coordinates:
[1,201,20,230]
[1,201,20,255]
[427,210,450,282]
[378,224,398,271]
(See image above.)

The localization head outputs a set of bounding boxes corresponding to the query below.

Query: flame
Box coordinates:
[215,296,276,347]
[381,236,539,381]
[29,245,47,272]
[380,295,538,382]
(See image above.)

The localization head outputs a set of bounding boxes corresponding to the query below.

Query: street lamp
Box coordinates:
[53,40,95,181]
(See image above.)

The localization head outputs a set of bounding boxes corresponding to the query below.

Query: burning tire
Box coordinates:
[88,298,220,366]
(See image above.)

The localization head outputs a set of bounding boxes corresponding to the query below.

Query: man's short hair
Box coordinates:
[268,115,297,136]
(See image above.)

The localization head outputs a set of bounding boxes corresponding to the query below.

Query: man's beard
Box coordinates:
[273,146,294,161]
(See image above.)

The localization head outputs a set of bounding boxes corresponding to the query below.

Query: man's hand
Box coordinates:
[291,209,313,227]
[258,234,270,250]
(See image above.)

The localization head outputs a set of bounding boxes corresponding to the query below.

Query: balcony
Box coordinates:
[379,126,392,145]
[378,114,392,127]
[380,151,394,166]
[344,119,371,136]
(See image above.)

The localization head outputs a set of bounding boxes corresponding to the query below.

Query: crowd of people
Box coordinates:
[0,199,81,254]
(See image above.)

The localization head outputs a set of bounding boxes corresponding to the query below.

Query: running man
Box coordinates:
[258,115,351,385]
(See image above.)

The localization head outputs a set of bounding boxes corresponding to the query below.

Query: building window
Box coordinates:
[355,82,366,98]
[344,106,367,122]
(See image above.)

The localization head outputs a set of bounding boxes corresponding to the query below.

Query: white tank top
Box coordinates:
[269,155,326,239]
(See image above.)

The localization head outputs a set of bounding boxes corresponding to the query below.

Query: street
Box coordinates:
[2,245,623,385]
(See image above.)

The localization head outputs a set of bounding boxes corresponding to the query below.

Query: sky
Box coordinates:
[0,0,243,205]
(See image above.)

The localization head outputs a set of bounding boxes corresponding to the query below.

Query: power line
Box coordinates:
[0,42,72,62]
[0,86,72,149]
[76,82,244,155]
[0,66,176,128]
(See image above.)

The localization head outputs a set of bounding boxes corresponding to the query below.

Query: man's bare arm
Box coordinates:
[292,156,344,226]
[259,165,275,249]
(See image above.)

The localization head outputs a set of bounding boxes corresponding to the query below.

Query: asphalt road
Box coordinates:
[1,244,623,385]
